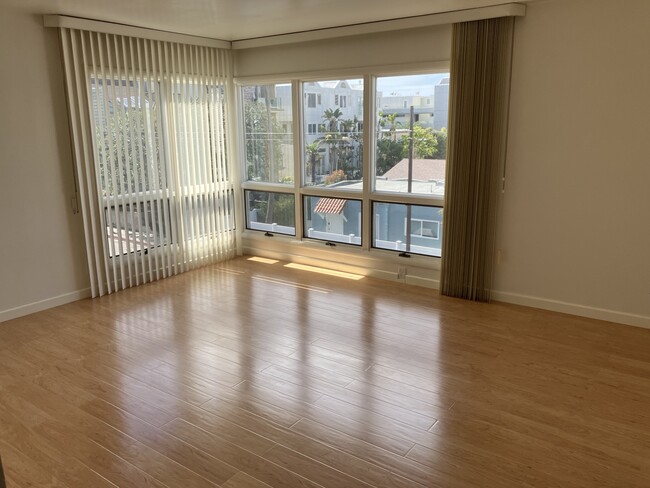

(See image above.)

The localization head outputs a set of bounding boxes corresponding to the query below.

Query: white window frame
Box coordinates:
[235,61,449,269]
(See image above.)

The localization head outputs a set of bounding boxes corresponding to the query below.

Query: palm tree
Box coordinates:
[321,108,344,172]
[322,108,343,132]
[378,111,401,141]
[305,141,322,185]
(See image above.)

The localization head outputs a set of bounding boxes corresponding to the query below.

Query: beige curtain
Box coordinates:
[440,17,515,302]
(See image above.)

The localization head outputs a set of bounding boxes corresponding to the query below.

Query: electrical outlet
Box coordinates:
[397,266,407,279]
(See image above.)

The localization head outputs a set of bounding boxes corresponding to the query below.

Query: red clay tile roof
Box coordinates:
[314,198,346,215]
[382,159,446,181]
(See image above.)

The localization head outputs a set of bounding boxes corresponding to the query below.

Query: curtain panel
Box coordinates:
[57,28,236,297]
[440,17,515,302]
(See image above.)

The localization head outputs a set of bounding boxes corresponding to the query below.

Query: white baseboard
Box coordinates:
[0,288,92,324]
[491,290,650,330]
[406,275,440,289]
[3,271,645,334]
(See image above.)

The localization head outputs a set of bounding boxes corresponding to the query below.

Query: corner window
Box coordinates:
[240,71,449,259]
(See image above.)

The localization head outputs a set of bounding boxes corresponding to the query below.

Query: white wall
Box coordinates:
[493,0,650,325]
[0,6,90,321]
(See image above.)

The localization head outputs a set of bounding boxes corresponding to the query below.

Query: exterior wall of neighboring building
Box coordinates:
[373,204,443,255]
[433,78,449,131]
[378,94,435,128]
[302,80,363,175]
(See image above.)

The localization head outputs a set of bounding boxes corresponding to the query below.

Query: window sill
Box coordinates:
[240,230,441,289]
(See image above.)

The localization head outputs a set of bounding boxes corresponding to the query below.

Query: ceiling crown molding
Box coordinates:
[232,3,526,50]
[43,14,232,49]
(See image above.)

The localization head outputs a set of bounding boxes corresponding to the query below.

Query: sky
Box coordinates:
[376,73,448,96]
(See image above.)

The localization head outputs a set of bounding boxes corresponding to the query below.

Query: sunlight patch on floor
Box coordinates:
[248,256,279,264]
[284,262,365,281]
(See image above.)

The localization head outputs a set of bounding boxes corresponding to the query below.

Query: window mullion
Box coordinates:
[361,74,374,251]
[292,79,303,240]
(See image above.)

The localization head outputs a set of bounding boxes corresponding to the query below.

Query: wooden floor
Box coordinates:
[1,257,650,487]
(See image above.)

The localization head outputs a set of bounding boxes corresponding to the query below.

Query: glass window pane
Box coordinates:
[105,201,172,257]
[303,79,364,188]
[243,83,293,184]
[246,191,295,236]
[373,202,443,257]
[91,77,165,195]
[304,196,362,246]
[375,74,449,195]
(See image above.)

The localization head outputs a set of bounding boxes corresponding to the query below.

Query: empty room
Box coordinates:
[1,0,649,486]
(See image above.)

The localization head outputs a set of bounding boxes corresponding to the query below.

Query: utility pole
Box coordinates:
[404,105,414,254]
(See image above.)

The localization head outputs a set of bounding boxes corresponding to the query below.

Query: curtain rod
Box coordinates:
[45,3,526,52]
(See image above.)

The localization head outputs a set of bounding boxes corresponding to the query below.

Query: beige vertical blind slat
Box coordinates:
[200,46,216,263]
[60,28,99,296]
[144,40,167,280]
[216,49,233,258]
[204,46,219,263]
[161,41,182,276]
[57,26,236,297]
[122,36,143,286]
[87,31,113,294]
[210,48,223,261]
[106,33,129,288]
[114,34,136,288]
[150,38,174,280]
[209,48,224,261]
[196,45,215,264]
[128,36,149,282]
[96,32,122,291]
[440,16,515,302]
[76,30,107,294]
[186,44,202,267]
[177,44,193,266]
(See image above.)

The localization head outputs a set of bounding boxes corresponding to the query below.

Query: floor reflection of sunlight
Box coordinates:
[284,263,365,280]
[247,256,279,264]
[252,275,330,293]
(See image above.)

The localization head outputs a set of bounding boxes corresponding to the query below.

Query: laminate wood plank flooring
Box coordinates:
[1,256,650,487]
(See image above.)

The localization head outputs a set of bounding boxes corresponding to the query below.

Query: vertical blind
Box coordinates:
[440,17,515,302]
[59,28,236,297]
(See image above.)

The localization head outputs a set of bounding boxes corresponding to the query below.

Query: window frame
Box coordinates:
[235,63,449,263]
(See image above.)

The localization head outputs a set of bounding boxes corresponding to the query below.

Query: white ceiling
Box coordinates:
[8,0,535,41]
